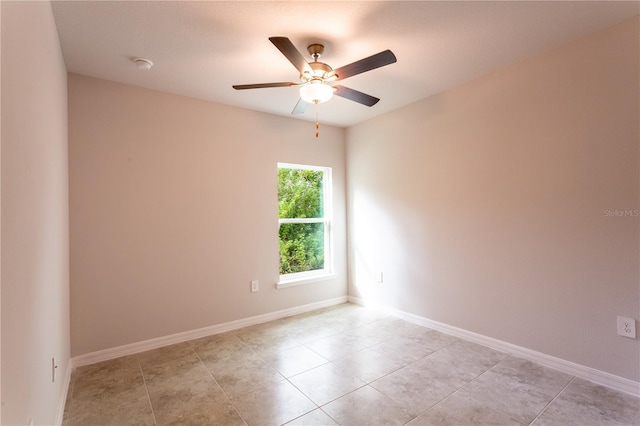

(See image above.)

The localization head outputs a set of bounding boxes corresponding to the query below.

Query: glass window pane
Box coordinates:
[278,168,324,219]
[278,223,325,274]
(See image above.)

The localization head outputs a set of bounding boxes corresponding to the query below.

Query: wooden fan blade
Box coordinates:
[332,50,397,81]
[269,37,312,75]
[291,98,308,115]
[333,85,380,107]
[233,82,298,90]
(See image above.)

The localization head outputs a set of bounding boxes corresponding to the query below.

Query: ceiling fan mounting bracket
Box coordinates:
[307,43,325,60]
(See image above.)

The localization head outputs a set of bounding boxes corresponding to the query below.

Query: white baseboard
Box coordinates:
[348,296,640,397]
[69,294,639,398]
[71,296,348,369]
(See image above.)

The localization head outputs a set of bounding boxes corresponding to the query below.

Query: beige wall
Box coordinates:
[68,74,347,356]
[1,1,70,424]
[346,17,639,381]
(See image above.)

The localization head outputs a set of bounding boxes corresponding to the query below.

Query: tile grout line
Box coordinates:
[284,316,457,424]
[450,354,524,424]
[479,354,577,426]
[136,357,159,426]
[277,314,394,425]
[422,353,574,426]
[316,406,342,426]
[358,342,450,422]
[527,375,576,425]
[400,350,513,423]
[275,346,336,421]
[191,345,250,426]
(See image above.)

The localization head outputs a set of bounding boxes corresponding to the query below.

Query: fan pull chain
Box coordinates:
[315,105,320,139]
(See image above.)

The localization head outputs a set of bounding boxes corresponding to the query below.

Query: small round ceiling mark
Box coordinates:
[133,58,153,70]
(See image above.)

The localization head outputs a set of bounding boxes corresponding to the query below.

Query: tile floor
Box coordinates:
[62,303,640,426]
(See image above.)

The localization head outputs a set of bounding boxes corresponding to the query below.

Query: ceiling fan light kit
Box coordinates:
[298,44,336,105]
[299,81,334,104]
[232,36,396,137]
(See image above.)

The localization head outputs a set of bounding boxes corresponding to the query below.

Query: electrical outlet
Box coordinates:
[251,280,259,293]
[617,316,636,339]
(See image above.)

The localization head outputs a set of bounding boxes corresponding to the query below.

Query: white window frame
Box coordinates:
[277,163,334,289]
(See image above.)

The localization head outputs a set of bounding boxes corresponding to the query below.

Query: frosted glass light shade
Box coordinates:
[300,82,333,104]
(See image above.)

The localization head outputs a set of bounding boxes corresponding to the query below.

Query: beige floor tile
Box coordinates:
[276,320,319,339]
[209,352,285,397]
[289,362,367,406]
[284,408,338,425]
[72,356,143,399]
[322,385,413,426]
[262,345,330,377]
[320,310,373,329]
[144,358,217,399]
[197,339,258,367]
[64,356,153,425]
[370,363,459,416]
[371,317,425,337]
[156,403,245,426]
[489,356,573,395]
[144,354,245,425]
[188,331,246,354]
[368,335,435,364]
[243,332,304,355]
[346,306,391,323]
[64,384,154,426]
[404,345,503,389]
[344,322,398,347]
[231,380,316,426]
[140,350,203,382]
[455,368,562,424]
[426,340,507,375]
[532,378,640,426]
[399,327,460,352]
[309,303,389,327]
[407,392,524,426]
[304,332,371,360]
[234,321,291,342]
[331,348,406,383]
[192,335,252,367]
[150,376,243,425]
[137,342,194,369]
[292,323,352,344]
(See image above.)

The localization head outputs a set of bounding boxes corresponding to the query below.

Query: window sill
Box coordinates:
[276,273,337,289]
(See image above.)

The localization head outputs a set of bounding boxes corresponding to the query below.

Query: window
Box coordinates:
[277,163,333,287]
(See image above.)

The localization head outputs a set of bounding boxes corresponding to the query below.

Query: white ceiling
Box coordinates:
[51,1,639,128]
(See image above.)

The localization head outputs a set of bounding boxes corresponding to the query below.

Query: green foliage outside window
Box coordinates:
[278,168,325,275]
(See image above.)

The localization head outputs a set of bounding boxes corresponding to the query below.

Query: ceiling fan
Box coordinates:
[233,37,397,115]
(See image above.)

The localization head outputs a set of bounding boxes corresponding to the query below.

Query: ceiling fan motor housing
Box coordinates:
[302,62,334,82]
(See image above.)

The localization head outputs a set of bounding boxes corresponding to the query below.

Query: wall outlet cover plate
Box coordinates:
[617,316,636,339]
